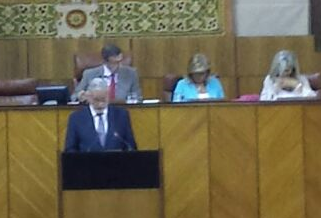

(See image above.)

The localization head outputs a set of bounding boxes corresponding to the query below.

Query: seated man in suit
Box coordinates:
[71,43,141,102]
[65,78,137,152]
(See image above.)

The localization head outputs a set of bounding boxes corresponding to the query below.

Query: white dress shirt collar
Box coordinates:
[89,105,108,133]
[103,65,112,77]
[102,65,118,85]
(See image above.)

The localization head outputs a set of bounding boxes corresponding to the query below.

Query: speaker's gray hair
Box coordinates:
[87,78,108,92]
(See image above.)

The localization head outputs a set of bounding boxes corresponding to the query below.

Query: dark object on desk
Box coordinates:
[36,85,70,105]
[61,150,160,190]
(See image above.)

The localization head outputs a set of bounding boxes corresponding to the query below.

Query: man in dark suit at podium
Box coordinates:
[65,78,137,152]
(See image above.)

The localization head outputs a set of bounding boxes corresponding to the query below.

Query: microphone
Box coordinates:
[113,132,134,151]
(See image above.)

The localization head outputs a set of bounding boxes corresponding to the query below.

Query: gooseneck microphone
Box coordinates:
[113,132,134,151]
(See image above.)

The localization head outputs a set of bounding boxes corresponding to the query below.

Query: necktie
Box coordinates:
[96,113,105,147]
[109,74,116,100]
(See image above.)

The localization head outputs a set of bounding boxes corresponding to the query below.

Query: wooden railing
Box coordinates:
[0,101,321,218]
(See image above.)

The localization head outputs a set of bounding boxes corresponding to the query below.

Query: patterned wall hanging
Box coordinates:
[0,0,223,39]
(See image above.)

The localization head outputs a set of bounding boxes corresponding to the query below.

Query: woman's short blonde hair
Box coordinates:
[268,50,300,80]
[188,53,210,74]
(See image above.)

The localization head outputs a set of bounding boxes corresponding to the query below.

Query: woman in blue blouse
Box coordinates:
[172,53,225,102]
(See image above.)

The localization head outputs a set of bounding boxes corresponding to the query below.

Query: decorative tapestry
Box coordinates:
[0,0,223,39]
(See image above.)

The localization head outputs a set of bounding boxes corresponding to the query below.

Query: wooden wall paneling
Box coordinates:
[0,112,8,218]
[132,37,188,77]
[272,36,321,73]
[132,36,236,98]
[8,110,59,218]
[236,36,321,96]
[74,37,131,55]
[220,76,237,99]
[303,105,321,218]
[28,39,78,80]
[236,37,281,77]
[27,38,131,83]
[58,108,75,152]
[141,77,162,99]
[294,37,321,73]
[0,40,28,79]
[238,76,264,96]
[209,105,258,218]
[196,35,236,78]
[160,106,210,218]
[162,36,236,77]
[236,36,321,78]
[132,36,233,76]
[128,107,159,150]
[63,190,161,218]
[258,105,305,218]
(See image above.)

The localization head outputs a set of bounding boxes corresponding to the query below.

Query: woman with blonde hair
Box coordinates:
[172,53,225,102]
[260,50,316,100]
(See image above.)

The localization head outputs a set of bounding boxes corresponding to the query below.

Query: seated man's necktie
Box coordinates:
[109,74,116,100]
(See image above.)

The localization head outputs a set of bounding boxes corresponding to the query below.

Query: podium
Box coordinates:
[61,151,161,218]
[61,151,160,190]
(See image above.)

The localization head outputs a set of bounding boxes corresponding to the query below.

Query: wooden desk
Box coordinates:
[0,102,321,218]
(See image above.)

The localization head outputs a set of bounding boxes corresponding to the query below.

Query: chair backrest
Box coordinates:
[163,74,182,102]
[306,72,321,91]
[73,52,133,83]
[0,78,38,105]
[73,53,104,83]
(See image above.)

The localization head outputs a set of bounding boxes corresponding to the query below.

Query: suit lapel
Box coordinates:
[105,106,114,146]
[94,65,105,79]
[83,106,101,146]
[117,68,127,85]
[115,67,130,98]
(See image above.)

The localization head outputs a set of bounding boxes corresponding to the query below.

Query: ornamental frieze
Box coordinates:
[0,0,223,38]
